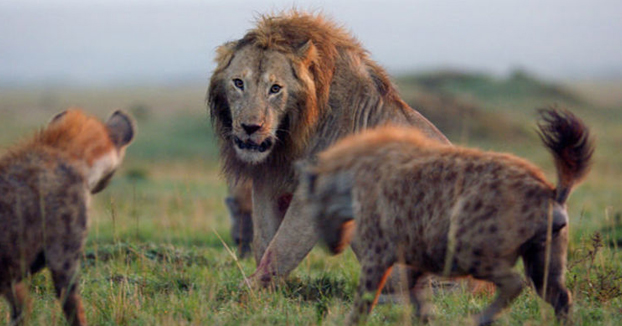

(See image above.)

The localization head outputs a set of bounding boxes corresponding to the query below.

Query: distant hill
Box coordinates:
[395,70,587,143]
[399,89,527,143]
[399,69,583,104]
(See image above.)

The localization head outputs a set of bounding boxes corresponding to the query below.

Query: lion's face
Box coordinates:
[219,46,306,164]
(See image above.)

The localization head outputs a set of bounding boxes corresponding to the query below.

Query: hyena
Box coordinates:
[302,108,593,325]
[225,180,253,259]
[224,180,292,260]
[0,109,135,326]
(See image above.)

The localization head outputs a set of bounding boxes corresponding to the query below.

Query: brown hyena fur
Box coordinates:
[225,180,254,259]
[0,109,135,326]
[302,108,593,325]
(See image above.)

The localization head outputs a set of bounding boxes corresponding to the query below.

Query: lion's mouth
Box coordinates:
[234,136,273,153]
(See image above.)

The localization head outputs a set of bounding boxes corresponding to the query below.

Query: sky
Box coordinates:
[1,0,621,86]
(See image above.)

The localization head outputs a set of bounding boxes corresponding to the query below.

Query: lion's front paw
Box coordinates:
[238,276,255,290]
[239,271,279,290]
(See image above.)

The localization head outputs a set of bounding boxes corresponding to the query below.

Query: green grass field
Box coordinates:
[1,72,621,325]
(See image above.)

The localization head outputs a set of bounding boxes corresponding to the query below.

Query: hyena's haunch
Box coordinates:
[0,109,135,326]
[303,108,593,325]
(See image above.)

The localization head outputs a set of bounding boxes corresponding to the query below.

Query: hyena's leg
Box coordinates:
[45,224,87,326]
[409,272,433,321]
[3,282,29,325]
[474,266,524,326]
[237,213,254,260]
[351,240,419,303]
[522,227,572,320]
[48,260,86,326]
[225,197,253,259]
[351,238,430,304]
[347,257,395,326]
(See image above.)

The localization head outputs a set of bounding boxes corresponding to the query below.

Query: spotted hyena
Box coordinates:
[224,180,293,260]
[0,109,135,326]
[301,108,593,325]
[225,180,253,259]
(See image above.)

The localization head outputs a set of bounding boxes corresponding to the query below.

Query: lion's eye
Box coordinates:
[269,84,282,94]
[233,78,244,90]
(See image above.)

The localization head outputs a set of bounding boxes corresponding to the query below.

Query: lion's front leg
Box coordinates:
[250,181,289,264]
[247,190,318,287]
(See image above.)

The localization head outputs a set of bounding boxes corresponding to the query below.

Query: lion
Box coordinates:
[207,11,449,286]
[303,108,593,325]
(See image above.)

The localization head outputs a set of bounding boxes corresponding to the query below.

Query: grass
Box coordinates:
[1,72,621,325]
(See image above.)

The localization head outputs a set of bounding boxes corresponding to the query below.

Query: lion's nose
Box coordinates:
[241,123,262,135]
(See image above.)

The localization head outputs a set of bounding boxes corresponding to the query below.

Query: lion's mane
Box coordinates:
[208,11,415,184]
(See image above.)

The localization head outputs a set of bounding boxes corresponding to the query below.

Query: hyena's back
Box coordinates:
[366,153,554,274]
[0,149,88,284]
[312,136,557,265]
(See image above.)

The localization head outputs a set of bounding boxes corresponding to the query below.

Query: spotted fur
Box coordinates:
[304,108,593,325]
[0,109,135,326]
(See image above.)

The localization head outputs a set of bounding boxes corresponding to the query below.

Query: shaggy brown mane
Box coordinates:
[208,10,405,184]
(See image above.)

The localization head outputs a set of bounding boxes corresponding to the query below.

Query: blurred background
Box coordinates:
[2,0,622,86]
[1,0,620,229]
[2,0,621,163]
[1,0,620,241]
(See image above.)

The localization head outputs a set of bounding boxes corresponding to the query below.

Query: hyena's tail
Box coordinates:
[537,107,594,204]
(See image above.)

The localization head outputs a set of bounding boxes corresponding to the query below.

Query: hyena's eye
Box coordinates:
[269,84,282,94]
[233,78,244,90]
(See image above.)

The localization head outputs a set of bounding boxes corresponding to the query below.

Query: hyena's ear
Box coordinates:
[48,110,69,125]
[306,171,317,195]
[225,197,239,216]
[106,110,136,147]
[295,160,317,195]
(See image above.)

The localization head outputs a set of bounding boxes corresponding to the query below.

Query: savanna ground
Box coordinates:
[1,71,621,325]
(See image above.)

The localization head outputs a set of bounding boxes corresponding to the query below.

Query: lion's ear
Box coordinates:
[297,40,318,68]
[215,41,237,68]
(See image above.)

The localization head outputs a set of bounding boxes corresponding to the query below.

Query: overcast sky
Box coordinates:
[1,0,621,86]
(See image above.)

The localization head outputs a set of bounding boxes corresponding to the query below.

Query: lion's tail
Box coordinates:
[537,108,594,204]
